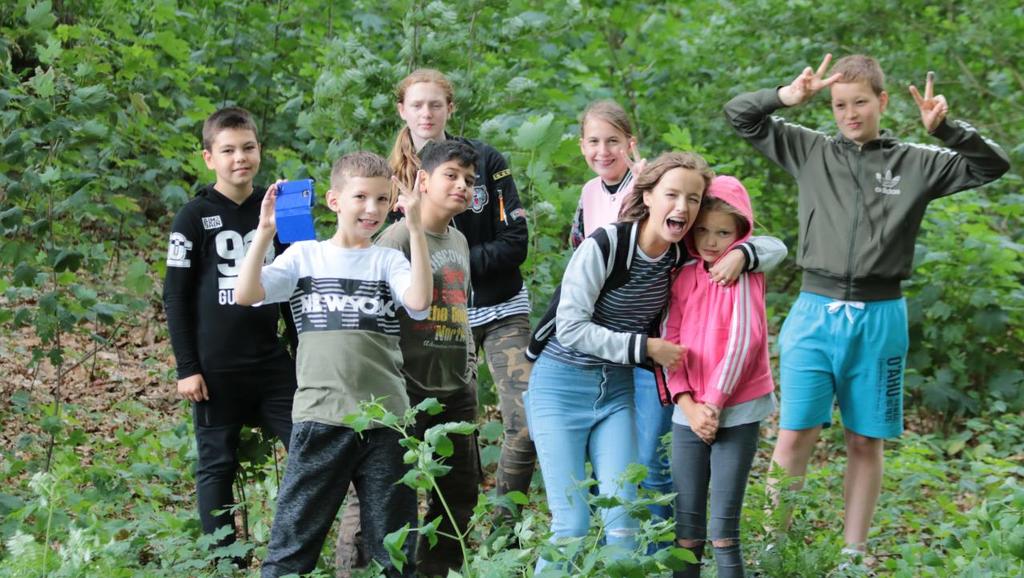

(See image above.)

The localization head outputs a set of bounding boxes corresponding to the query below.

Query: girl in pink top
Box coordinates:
[569,100,645,248]
[663,175,776,577]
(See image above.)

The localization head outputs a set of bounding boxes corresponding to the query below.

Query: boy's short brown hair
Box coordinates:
[202,107,259,150]
[832,55,886,95]
[330,152,393,191]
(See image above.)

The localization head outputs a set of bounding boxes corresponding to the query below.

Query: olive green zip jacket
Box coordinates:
[725,88,1011,301]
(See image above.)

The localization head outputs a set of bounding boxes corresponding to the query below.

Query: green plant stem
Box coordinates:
[426,475,472,577]
[41,481,56,576]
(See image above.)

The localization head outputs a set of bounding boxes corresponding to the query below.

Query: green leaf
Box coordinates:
[108,194,141,215]
[79,119,109,139]
[945,430,972,456]
[123,258,153,297]
[442,421,476,436]
[0,207,25,229]
[26,0,57,30]
[972,307,1008,335]
[656,546,699,569]
[383,523,410,572]
[91,302,127,324]
[41,414,63,435]
[419,515,442,549]
[433,435,453,458]
[342,412,372,433]
[10,390,32,414]
[479,419,504,442]
[504,490,529,506]
[68,85,111,114]
[37,35,63,65]
[28,67,56,98]
[0,493,26,513]
[13,263,38,286]
[55,187,91,215]
[987,370,1023,401]
[51,249,84,272]
[160,184,189,208]
[514,113,554,150]
[413,397,444,417]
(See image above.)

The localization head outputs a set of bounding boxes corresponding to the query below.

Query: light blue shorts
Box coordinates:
[778,292,908,439]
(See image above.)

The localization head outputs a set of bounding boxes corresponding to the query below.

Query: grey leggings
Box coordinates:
[671,421,760,578]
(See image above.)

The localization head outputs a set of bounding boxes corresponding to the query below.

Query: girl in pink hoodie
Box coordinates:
[663,175,777,578]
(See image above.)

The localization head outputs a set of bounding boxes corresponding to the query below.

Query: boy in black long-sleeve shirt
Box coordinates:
[162,107,297,548]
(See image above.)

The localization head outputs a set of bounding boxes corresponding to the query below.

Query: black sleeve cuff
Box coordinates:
[736,242,756,272]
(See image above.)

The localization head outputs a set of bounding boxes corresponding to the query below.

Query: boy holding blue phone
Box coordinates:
[162,107,298,552]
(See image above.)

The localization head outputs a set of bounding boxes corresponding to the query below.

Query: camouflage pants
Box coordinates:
[472,313,537,496]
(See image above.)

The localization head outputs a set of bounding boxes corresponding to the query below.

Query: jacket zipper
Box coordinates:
[844,146,863,300]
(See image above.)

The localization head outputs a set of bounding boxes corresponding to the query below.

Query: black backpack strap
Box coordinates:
[526,226,617,362]
[604,221,638,292]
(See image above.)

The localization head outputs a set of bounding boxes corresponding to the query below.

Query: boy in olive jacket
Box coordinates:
[725,54,1009,558]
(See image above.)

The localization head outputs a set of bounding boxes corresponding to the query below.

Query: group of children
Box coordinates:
[164,55,1009,577]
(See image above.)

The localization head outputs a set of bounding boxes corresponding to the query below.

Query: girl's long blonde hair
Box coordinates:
[388,69,455,202]
[618,152,714,222]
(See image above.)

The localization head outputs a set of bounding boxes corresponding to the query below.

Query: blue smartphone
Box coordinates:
[275,179,316,243]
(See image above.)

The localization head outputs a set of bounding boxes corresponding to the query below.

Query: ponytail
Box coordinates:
[388,126,420,206]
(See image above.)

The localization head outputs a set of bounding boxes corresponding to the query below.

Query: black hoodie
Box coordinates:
[162,185,294,379]
[449,136,529,308]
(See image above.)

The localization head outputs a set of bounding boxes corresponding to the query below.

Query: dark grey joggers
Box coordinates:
[261,422,416,578]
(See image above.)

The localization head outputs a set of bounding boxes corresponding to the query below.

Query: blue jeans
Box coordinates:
[634,367,674,521]
[526,354,638,573]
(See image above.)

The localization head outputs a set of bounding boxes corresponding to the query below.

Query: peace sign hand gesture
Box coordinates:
[909,71,948,134]
[778,53,843,107]
[392,172,423,232]
[620,141,647,179]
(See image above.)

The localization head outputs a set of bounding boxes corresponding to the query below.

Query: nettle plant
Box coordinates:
[342,398,695,578]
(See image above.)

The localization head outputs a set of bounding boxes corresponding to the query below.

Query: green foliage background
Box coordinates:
[0,0,1022,576]
[2,0,1021,419]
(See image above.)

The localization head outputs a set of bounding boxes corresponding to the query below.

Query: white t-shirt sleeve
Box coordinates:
[385,247,428,320]
[259,242,303,304]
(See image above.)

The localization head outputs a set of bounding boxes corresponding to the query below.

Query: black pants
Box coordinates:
[409,385,482,577]
[261,422,417,577]
[193,368,295,545]
[335,383,482,578]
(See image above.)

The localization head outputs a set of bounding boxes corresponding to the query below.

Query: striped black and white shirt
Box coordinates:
[546,244,675,367]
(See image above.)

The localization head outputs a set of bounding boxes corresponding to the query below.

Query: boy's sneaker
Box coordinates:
[836,546,875,574]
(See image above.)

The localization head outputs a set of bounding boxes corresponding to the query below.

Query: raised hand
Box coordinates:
[621,141,647,178]
[778,53,843,107]
[258,180,283,233]
[392,172,423,231]
[909,71,949,134]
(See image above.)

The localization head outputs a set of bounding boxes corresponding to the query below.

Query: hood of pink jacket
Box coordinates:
[684,175,755,263]
[665,175,773,409]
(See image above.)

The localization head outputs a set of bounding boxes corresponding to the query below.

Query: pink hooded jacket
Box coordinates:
[663,176,775,409]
